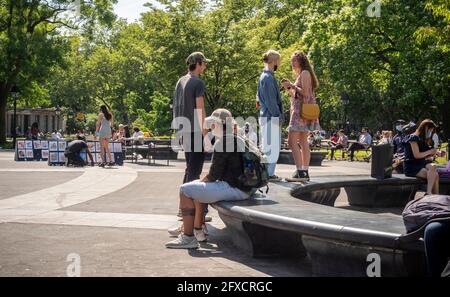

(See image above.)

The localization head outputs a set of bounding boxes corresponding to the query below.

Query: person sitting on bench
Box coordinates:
[392,120,408,173]
[165,109,255,249]
[329,129,348,160]
[65,136,95,167]
[348,127,372,161]
[403,119,439,195]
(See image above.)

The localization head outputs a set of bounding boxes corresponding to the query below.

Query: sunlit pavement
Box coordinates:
[0,151,372,276]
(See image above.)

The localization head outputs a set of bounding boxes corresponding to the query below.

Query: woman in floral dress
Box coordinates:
[282,51,320,181]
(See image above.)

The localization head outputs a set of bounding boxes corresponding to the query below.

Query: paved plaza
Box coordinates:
[0,151,383,276]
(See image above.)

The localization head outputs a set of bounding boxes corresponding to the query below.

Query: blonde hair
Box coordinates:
[263,50,281,64]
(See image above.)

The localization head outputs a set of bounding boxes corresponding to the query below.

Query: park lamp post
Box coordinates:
[55,105,61,132]
[11,85,20,149]
[341,92,350,130]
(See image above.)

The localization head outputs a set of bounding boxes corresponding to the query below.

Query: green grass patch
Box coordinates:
[316,143,449,164]
[0,142,14,150]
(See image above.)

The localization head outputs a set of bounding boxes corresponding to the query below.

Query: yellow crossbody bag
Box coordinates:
[301,103,320,121]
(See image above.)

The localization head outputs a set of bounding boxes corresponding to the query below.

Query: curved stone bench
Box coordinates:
[212,182,427,276]
[278,150,327,166]
[290,175,450,207]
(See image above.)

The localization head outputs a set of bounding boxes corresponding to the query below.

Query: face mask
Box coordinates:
[212,124,223,138]
[396,125,402,132]
[426,130,433,138]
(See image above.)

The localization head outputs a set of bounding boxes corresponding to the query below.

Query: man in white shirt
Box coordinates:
[132,127,144,139]
[239,122,258,145]
[132,127,145,146]
[348,127,372,161]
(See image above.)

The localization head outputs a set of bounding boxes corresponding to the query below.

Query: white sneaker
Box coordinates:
[168,225,182,237]
[165,234,199,249]
[269,175,283,182]
[202,224,209,236]
[194,228,207,242]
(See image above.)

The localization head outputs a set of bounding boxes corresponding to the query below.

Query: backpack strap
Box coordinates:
[258,185,270,194]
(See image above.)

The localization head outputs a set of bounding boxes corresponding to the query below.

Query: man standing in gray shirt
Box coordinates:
[173,52,211,183]
[172,52,212,235]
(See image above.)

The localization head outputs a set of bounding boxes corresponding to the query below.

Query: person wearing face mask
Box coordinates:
[379,130,393,144]
[239,122,258,145]
[403,119,439,195]
[431,127,440,149]
[257,50,284,182]
[393,120,407,157]
[166,109,255,249]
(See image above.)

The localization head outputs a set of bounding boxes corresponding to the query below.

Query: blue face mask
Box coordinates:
[427,130,433,138]
[396,125,402,132]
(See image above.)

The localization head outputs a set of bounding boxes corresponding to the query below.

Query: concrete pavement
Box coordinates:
[0,151,373,276]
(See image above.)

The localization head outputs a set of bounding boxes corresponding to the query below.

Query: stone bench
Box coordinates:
[278,150,328,166]
[125,145,178,164]
[212,182,428,276]
[290,175,450,207]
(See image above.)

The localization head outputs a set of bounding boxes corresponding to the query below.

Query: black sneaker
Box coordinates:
[286,170,308,182]
[302,170,310,181]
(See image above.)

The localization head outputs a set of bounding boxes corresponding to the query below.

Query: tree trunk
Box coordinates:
[441,98,450,141]
[0,85,9,144]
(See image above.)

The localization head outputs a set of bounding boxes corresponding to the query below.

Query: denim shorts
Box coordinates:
[180,180,251,204]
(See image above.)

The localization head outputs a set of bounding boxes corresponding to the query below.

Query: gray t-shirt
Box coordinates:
[173,74,206,133]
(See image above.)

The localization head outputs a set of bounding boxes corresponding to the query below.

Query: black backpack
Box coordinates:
[235,135,269,192]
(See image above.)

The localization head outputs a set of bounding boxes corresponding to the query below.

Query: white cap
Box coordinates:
[204,109,233,129]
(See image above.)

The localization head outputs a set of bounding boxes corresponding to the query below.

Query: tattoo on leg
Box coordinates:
[181,208,195,217]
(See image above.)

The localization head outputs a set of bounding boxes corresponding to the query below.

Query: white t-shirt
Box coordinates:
[239,127,258,145]
[432,133,439,149]
[132,131,144,138]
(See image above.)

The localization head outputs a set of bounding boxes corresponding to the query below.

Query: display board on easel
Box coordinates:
[15,140,50,162]
[15,140,124,166]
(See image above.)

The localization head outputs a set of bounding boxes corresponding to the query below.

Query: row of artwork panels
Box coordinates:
[16,140,122,153]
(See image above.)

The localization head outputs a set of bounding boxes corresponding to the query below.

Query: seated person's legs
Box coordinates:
[348,143,365,161]
[329,147,335,160]
[179,191,196,236]
[348,143,356,161]
[166,180,251,249]
[416,165,439,195]
[180,180,250,204]
[426,163,440,194]
[330,144,343,160]
[424,221,450,277]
